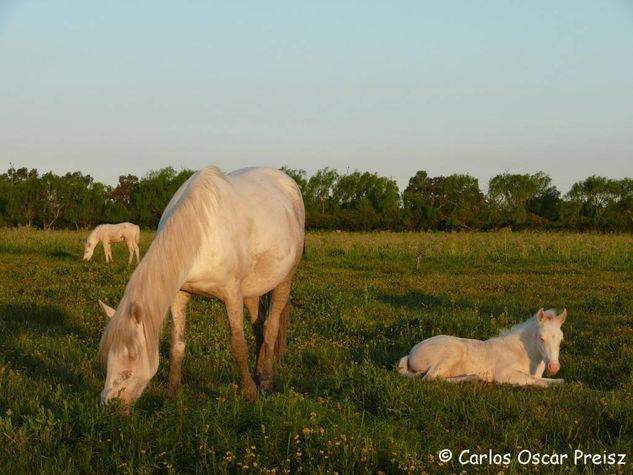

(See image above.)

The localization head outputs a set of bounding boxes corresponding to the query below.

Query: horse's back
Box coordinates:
[162,166,305,298]
[227,167,305,223]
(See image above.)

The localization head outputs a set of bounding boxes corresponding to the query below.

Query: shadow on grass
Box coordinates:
[376,290,524,318]
[47,249,77,260]
[0,303,93,390]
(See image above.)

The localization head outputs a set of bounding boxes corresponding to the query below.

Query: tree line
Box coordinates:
[1,165,632,232]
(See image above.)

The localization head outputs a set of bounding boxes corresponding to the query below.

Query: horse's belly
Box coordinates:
[241,249,298,297]
[182,243,299,300]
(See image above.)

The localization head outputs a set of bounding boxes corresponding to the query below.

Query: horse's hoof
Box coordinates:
[242,383,258,402]
[258,378,273,393]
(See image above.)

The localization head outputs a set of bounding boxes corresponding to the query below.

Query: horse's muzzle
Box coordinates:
[547,362,560,375]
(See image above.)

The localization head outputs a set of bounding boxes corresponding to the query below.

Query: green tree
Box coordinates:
[5,166,42,227]
[39,172,67,230]
[488,172,553,228]
[131,167,194,228]
[0,173,11,225]
[403,171,485,230]
[305,167,339,215]
[58,172,102,229]
[331,170,401,230]
[565,176,628,230]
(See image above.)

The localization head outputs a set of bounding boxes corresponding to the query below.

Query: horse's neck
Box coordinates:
[127,237,188,321]
[125,199,206,335]
[495,324,543,372]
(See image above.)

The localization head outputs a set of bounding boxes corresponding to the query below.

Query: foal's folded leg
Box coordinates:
[444,374,480,383]
[498,369,564,387]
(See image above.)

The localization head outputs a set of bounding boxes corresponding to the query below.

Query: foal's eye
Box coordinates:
[539,336,545,342]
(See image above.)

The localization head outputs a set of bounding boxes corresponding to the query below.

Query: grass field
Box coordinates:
[0,228,632,474]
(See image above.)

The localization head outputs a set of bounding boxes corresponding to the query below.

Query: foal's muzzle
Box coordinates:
[547,361,560,375]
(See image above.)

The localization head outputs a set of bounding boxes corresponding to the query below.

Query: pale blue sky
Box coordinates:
[1,1,632,193]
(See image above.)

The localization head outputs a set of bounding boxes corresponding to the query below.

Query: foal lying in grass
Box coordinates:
[398,308,567,387]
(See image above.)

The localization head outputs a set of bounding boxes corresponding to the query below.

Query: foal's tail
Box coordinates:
[398,356,417,377]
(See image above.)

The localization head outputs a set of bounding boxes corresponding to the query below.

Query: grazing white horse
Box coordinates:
[83,223,140,265]
[98,167,305,408]
[398,308,567,387]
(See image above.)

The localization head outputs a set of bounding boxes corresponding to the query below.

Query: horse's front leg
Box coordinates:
[256,281,291,392]
[498,369,564,387]
[167,290,191,398]
[103,241,112,263]
[225,292,257,401]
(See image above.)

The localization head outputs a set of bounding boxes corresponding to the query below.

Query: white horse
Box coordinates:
[83,223,140,265]
[398,308,567,387]
[97,167,305,408]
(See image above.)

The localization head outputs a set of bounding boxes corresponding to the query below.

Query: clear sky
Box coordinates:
[1,1,632,193]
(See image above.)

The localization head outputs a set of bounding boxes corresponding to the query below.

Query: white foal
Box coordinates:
[399,308,567,387]
[83,222,140,264]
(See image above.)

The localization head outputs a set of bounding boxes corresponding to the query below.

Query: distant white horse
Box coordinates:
[399,308,567,387]
[83,223,140,265]
[98,167,305,408]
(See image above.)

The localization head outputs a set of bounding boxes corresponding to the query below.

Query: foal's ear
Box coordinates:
[558,309,567,325]
[536,308,546,324]
[98,300,116,319]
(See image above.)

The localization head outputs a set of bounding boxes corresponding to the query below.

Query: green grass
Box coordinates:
[0,228,632,473]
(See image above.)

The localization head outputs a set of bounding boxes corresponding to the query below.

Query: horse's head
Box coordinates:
[535,308,567,375]
[83,236,96,261]
[98,299,157,410]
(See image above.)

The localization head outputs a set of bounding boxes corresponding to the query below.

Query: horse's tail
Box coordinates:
[134,225,140,244]
[274,299,291,360]
[398,356,416,377]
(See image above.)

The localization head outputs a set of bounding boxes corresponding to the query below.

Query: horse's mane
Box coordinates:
[498,309,558,337]
[99,167,226,365]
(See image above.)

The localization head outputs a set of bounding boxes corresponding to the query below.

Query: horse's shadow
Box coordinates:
[0,303,94,392]
[47,249,77,260]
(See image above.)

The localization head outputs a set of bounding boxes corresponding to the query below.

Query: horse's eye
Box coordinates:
[539,336,545,342]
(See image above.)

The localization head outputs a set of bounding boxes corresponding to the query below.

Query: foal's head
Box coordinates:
[535,308,567,375]
[83,233,98,261]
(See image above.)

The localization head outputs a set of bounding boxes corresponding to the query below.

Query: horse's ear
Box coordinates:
[98,300,116,319]
[558,309,567,324]
[130,302,142,324]
[536,308,546,324]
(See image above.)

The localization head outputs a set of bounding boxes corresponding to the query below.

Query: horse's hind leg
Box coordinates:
[245,296,266,369]
[167,290,191,398]
[126,241,134,265]
[422,348,463,381]
[134,242,140,263]
[225,291,258,401]
[256,280,291,392]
